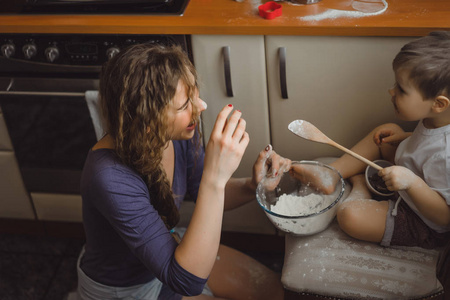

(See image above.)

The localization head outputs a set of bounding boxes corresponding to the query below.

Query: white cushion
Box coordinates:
[282,221,443,299]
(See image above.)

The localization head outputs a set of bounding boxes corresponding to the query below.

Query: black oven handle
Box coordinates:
[0,91,85,97]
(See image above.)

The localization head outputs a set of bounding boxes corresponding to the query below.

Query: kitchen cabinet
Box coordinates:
[191,35,417,234]
[191,35,271,178]
[0,110,35,219]
[31,193,82,222]
[265,36,416,161]
[192,35,416,169]
[0,109,12,151]
[191,35,276,234]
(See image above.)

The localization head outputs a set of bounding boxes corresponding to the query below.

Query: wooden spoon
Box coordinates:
[288,120,382,171]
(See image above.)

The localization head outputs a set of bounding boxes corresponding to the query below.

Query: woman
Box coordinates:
[77,43,290,299]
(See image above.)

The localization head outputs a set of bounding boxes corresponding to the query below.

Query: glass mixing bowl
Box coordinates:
[256,160,345,236]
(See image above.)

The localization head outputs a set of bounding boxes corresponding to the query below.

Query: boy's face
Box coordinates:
[388,70,434,122]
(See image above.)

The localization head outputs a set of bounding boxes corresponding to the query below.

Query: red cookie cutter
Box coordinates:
[258,1,282,20]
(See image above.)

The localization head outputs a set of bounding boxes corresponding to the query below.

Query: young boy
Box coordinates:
[292,31,450,249]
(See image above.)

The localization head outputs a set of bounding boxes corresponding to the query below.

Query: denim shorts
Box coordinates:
[77,227,214,299]
[382,199,450,249]
[77,247,163,300]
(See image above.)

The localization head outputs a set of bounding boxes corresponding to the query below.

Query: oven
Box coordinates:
[0,0,190,15]
[0,33,188,199]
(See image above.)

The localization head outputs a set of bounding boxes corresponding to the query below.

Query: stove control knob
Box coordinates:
[45,46,60,63]
[106,47,120,60]
[1,43,15,58]
[23,44,37,59]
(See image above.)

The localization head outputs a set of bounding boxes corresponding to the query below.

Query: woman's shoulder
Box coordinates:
[82,149,145,190]
[86,148,122,172]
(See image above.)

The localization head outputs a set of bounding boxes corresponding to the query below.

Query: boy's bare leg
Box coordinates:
[330,124,399,179]
[290,124,399,194]
[337,175,389,243]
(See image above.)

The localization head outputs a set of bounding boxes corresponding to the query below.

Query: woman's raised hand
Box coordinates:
[203,105,250,188]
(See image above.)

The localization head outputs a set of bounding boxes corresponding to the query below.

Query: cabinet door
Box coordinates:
[31,192,82,222]
[0,109,35,219]
[265,36,414,161]
[191,35,270,178]
[0,108,13,150]
[0,151,35,219]
[191,35,276,234]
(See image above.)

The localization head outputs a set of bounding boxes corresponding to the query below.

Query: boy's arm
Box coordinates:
[380,166,450,226]
[407,176,450,227]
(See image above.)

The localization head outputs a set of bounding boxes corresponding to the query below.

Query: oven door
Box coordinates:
[32,0,171,4]
[16,0,189,14]
[0,77,99,194]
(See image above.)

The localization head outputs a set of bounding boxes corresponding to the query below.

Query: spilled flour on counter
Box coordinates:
[271,193,327,216]
[300,0,388,21]
[249,0,263,14]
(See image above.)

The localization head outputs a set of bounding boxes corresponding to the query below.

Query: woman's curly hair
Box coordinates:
[99,43,198,229]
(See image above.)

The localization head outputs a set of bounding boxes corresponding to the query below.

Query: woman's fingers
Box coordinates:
[255,145,272,172]
[211,105,245,139]
[222,109,243,138]
[232,118,247,144]
[204,105,250,186]
[253,145,292,190]
[211,105,248,147]
[211,104,234,137]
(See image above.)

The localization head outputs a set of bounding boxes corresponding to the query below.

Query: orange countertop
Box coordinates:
[0,0,449,36]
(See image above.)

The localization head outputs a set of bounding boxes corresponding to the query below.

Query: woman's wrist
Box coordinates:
[200,168,229,190]
[246,177,258,193]
[199,175,226,194]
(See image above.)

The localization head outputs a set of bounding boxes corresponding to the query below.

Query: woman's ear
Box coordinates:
[432,95,450,113]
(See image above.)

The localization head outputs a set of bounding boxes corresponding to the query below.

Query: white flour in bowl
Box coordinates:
[268,193,336,235]
[271,193,328,216]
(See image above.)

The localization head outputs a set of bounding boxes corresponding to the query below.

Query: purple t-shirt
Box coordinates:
[80,137,206,298]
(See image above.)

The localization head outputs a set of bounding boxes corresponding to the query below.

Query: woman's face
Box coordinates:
[166,79,207,140]
[388,70,433,122]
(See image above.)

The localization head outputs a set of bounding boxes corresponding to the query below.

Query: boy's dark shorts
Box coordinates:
[381,199,450,249]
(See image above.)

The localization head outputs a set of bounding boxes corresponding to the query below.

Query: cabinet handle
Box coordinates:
[279,47,288,99]
[222,46,234,97]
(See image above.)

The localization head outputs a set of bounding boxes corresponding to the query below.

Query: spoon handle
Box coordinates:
[330,141,383,171]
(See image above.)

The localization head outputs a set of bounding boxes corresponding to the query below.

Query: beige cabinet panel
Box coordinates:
[265,36,416,161]
[32,192,82,222]
[221,200,276,234]
[0,110,13,151]
[178,200,276,234]
[191,35,276,234]
[0,151,35,219]
[191,35,270,178]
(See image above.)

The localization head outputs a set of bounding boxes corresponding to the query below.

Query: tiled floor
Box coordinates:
[0,232,84,300]
[1,226,449,300]
[0,229,284,300]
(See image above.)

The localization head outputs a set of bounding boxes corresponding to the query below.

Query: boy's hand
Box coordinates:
[379,166,419,191]
[373,123,411,146]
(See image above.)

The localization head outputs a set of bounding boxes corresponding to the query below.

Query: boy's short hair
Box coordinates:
[393,31,450,99]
